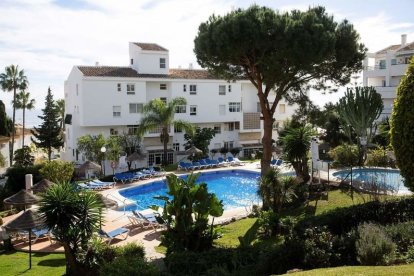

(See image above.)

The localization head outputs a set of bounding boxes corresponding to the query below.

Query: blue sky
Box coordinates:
[0,0,413,126]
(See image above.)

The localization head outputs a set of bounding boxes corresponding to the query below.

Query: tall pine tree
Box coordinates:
[31,87,63,160]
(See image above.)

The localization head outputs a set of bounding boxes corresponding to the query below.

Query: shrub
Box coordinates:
[76,236,117,272]
[382,221,414,262]
[4,165,43,194]
[100,256,158,276]
[302,226,337,268]
[391,57,414,191]
[366,147,394,167]
[39,160,74,183]
[297,197,414,235]
[329,144,359,167]
[356,222,396,265]
[116,242,145,259]
[257,210,280,237]
[331,230,359,266]
[13,146,35,167]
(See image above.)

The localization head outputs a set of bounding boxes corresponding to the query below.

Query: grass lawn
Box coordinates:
[214,217,259,248]
[0,249,65,276]
[282,263,414,276]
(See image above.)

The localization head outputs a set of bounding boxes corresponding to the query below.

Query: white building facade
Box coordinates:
[363,34,414,120]
[62,42,297,166]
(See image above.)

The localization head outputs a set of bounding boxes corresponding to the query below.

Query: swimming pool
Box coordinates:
[332,168,409,194]
[118,170,262,211]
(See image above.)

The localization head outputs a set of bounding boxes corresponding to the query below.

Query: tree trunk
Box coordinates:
[10,87,16,165]
[261,116,273,176]
[22,107,25,148]
[48,147,52,161]
[162,127,169,166]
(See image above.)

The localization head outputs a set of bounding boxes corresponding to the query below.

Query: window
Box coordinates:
[160,97,167,103]
[130,58,134,65]
[160,84,167,90]
[190,105,197,116]
[229,102,241,112]
[219,85,226,95]
[272,121,280,130]
[117,83,121,92]
[110,128,119,135]
[173,143,180,151]
[227,122,240,131]
[189,85,197,95]
[279,104,286,114]
[391,59,397,65]
[127,125,139,135]
[382,80,386,87]
[160,58,166,68]
[174,125,182,133]
[214,124,221,134]
[129,103,143,113]
[379,60,386,69]
[127,84,135,95]
[183,84,187,92]
[214,143,221,149]
[175,105,186,113]
[219,105,226,115]
[228,85,232,92]
[405,57,411,64]
[224,141,234,149]
[113,106,121,117]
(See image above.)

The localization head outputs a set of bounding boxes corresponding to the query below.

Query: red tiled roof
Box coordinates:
[77,66,220,79]
[376,44,401,55]
[397,42,414,52]
[134,43,168,51]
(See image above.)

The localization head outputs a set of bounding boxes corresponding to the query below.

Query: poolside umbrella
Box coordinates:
[185,146,202,155]
[3,190,39,211]
[79,161,101,178]
[30,179,56,194]
[126,151,146,162]
[3,209,47,269]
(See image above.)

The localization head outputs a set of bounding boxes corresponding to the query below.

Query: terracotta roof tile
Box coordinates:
[134,43,168,51]
[77,66,220,79]
[397,42,414,52]
[376,44,401,54]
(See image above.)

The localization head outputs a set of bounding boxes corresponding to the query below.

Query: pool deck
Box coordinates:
[3,161,290,260]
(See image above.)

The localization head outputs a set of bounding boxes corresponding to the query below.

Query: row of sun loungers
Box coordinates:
[78,179,116,190]
[178,157,244,171]
[113,167,166,184]
[271,159,283,168]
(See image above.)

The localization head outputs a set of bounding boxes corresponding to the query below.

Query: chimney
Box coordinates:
[401,34,407,47]
[95,61,100,66]
[25,174,33,193]
[189,63,193,70]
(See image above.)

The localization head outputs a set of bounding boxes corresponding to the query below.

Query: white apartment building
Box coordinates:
[62,42,297,166]
[363,34,414,120]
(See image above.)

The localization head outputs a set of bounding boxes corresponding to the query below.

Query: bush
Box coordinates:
[356,222,396,265]
[302,226,337,268]
[77,236,117,272]
[40,160,74,183]
[382,221,414,262]
[4,165,43,194]
[116,242,145,259]
[257,210,280,237]
[329,144,359,168]
[366,147,394,167]
[297,197,414,236]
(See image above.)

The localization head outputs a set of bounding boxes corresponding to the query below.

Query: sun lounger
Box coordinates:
[132,210,163,230]
[20,228,52,244]
[192,161,204,169]
[199,159,211,168]
[99,227,129,244]
[127,215,156,231]
[205,158,219,167]
[217,157,230,167]
[178,162,192,171]
[78,183,99,190]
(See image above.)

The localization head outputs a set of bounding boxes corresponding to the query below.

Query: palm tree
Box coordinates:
[139,97,194,166]
[39,182,102,275]
[55,99,65,130]
[258,169,297,213]
[280,124,316,182]
[13,90,35,148]
[0,65,28,164]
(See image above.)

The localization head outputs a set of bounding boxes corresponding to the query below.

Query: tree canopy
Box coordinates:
[0,100,12,137]
[31,87,63,160]
[391,58,414,192]
[194,5,366,175]
[13,90,35,148]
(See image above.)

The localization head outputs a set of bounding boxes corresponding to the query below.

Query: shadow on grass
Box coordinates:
[238,220,260,247]
[37,258,66,267]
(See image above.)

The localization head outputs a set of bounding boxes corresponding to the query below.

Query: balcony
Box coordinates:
[390,64,408,76]
[243,112,261,130]
[373,86,397,99]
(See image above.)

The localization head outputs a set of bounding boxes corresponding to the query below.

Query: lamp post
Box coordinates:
[100,146,106,176]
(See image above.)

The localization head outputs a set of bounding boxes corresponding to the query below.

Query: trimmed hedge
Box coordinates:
[297,197,414,235]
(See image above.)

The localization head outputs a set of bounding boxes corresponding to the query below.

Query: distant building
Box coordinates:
[363,34,414,120]
[63,42,300,166]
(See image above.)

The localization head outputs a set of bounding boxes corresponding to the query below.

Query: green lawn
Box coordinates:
[0,250,65,276]
[214,217,259,248]
[282,263,414,276]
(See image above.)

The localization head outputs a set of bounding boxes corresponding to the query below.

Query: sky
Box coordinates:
[0,0,413,126]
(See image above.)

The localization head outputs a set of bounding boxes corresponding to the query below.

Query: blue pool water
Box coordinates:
[118,170,261,211]
[332,168,409,193]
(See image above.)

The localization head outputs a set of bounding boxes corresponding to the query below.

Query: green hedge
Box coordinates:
[297,197,414,235]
